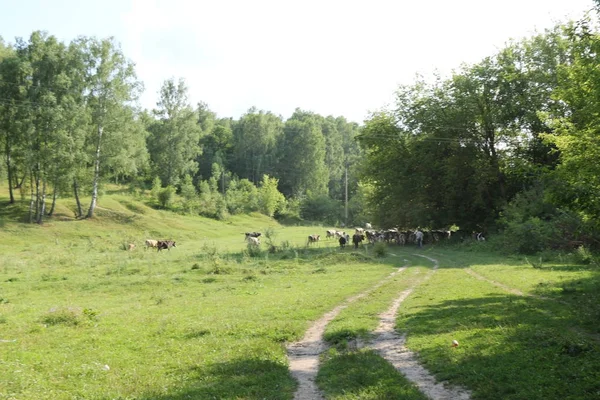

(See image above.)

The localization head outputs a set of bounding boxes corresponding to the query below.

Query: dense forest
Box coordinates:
[3,9,600,254]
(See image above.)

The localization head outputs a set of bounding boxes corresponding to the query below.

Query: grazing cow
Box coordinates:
[145,239,158,250]
[307,234,320,245]
[247,236,260,246]
[365,222,372,229]
[244,232,262,240]
[365,230,377,244]
[415,230,424,248]
[339,235,347,249]
[355,228,365,234]
[352,233,365,249]
[326,229,337,239]
[157,240,176,252]
[128,243,136,251]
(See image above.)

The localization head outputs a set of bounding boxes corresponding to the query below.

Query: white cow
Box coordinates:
[246,236,261,246]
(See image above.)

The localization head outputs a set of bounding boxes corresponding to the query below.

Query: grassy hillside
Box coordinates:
[1,184,599,400]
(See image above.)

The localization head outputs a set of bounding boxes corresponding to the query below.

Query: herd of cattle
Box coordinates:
[315,226,486,249]
[132,226,484,253]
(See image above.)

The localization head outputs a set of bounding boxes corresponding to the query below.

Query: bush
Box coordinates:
[300,194,342,226]
[496,184,592,254]
[373,242,387,257]
[245,242,262,257]
[573,245,596,265]
[158,186,176,209]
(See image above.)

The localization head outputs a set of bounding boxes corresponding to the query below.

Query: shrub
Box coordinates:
[158,186,176,209]
[300,193,342,226]
[497,185,585,254]
[151,176,162,201]
[574,245,596,265]
[258,175,285,217]
[246,242,262,257]
[373,242,387,257]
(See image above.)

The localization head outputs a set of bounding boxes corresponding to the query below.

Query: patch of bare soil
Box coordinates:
[286,267,407,400]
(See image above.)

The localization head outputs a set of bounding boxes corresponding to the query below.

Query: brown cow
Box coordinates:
[157,240,176,252]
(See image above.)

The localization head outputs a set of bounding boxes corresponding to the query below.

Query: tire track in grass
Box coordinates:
[366,254,471,400]
[286,265,407,400]
[430,250,600,345]
[463,262,600,345]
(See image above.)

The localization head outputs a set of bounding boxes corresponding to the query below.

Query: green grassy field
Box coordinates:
[1,187,599,399]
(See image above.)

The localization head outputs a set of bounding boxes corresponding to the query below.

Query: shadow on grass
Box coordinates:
[324,327,371,346]
[138,358,296,400]
[318,350,429,400]
[398,294,600,400]
[0,199,30,224]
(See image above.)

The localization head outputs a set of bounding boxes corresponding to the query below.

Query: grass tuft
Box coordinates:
[41,308,81,326]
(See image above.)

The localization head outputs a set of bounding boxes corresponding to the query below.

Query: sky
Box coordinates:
[0,0,596,123]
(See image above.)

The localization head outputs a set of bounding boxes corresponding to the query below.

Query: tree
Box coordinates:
[231,108,283,184]
[258,174,284,217]
[147,78,201,187]
[0,43,23,205]
[77,36,144,218]
[277,110,328,197]
[198,117,233,182]
[542,18,600,219]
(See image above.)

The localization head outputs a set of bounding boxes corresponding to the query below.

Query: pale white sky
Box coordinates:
[1,0,596,122]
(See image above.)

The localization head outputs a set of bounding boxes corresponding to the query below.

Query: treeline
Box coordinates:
[360,16,600,253]
[0,32,363,225]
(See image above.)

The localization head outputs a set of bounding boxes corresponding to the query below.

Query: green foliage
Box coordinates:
[275,197,302,224]
[278,111,328,197]
[497,185,587,254]
[151,176,162,200]
[373,241,387,257]
[258,175,285,217]
[574,245,597,266]
[225,178,259,215]
[300,192,342,225]
[147,78,202,186]
[231,108,283,185]
[180,174,197,201]
[158,185,176,209]
[245,240,262,257]
[179,174,199,214]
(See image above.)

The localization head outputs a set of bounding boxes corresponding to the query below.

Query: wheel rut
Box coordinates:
[286,266,406,399]
[286,254,471,400]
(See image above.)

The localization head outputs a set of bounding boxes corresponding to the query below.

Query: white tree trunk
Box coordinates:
[87,124,103,219]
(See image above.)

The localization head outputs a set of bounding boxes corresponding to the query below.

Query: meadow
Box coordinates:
[1,188,599,399]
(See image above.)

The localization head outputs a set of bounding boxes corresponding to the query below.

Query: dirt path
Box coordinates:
[367,255,471,400]
[286,266,407,400]
[287,254,472,400]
